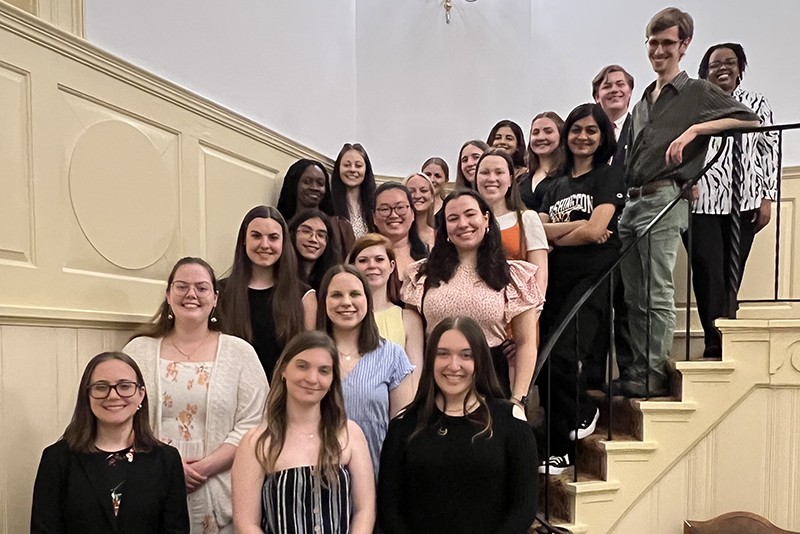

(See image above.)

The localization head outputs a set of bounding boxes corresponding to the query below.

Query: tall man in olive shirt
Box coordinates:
[614,8,760,397]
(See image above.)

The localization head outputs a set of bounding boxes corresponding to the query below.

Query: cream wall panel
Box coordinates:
[0,59,33,266]
[609,388,800,534]
[0,3,329,324]
[0,322,133,534]
[200,142,279,273]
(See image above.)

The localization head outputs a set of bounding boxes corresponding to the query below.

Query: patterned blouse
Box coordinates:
[694,86,778,214]
[349,208,369,240]
[401,259,544,347]
[95,447,134,518]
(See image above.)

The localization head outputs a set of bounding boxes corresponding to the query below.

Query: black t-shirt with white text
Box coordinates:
[539,165,626,253]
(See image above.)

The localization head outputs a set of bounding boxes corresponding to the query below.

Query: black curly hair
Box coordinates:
[419,189,511,291]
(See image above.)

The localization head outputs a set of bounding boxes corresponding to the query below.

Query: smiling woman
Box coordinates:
[317,265,415,476]
[231,331,377,534]
[123,257,269,533]
[372,182,430,279]
[31,352,190,534]
[289,209,340,292]
[535,103,623,475]
[401,190,544,402]
[377,317,538,534]
[217,206,317,381]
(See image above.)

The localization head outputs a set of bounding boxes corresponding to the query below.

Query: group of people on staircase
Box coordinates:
[30,6,777,534]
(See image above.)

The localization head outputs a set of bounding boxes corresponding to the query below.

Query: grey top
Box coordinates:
[626,71,760,188]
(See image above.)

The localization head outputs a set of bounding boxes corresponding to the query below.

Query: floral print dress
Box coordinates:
[159,359,217,534]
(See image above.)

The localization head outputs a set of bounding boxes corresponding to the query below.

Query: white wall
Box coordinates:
[85,0,357,158]
[86,0,800,176]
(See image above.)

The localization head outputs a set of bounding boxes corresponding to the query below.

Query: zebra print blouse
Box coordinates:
[694,86,779,214]
[262,465,352,534]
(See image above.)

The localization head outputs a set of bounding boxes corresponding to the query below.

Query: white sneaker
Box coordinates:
[569,408,599,441]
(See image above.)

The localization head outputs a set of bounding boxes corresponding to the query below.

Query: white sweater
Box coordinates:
[124,333,269,528]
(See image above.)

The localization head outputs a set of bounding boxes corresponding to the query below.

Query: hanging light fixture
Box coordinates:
[444,0,478,24]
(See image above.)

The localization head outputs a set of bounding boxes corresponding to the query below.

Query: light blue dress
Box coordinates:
[341,340,414,476]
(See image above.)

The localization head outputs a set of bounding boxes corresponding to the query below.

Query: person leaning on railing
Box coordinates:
[686,42,779,360]
[612,8,760,398]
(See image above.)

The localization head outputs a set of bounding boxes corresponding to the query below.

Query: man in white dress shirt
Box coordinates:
[592,65,634,168]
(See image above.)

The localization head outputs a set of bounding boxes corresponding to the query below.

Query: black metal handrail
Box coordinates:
[532,121,800,525]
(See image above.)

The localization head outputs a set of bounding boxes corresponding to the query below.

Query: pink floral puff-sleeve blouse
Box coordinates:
[400,259,544,347]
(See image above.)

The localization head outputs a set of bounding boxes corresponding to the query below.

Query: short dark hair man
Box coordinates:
[592,65,634,167]
[686,43,778,359]
[613,8,760,397]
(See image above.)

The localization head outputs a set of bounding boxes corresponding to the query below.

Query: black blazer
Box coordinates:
[31,440,189,534]
[612,113,632,170]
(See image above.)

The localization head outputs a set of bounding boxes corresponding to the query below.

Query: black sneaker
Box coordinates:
[538,453,572,475]
[569,407,599,441]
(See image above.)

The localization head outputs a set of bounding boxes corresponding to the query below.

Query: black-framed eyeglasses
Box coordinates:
[87,381,142,399]
[376,204,411,217]
[708,59,739,71]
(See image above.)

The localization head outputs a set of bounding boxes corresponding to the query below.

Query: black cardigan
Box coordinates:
[31,440,189,534]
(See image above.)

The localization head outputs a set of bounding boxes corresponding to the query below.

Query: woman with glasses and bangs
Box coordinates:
[372,182,430,280]
[289,209,341,292]
[377,317,537,534]
[124,257,268,534]
[32,351,190,533]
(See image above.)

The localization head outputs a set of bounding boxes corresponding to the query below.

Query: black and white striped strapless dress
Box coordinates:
[262,465,352,534]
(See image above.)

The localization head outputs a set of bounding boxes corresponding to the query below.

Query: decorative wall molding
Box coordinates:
[0,1,330,165]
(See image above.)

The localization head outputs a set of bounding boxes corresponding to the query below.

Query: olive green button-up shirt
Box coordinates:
[625,71,760,189]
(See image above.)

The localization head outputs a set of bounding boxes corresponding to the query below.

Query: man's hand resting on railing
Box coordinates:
[753,198,772,233]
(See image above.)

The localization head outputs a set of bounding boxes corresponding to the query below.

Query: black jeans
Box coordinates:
[682,211,757,355]
[536,248,617,456]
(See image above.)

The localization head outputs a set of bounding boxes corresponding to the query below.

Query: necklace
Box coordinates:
[170,331,212,360]
[339,349,360,361]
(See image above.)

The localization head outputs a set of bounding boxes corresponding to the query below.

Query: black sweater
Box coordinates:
[378,399,538,534]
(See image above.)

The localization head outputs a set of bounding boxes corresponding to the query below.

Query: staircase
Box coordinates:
[542,318,796,534]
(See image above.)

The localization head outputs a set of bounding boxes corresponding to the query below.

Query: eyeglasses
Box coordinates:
[297,226,328,241]
[88,381,142,399]
[376,204,411,218]
[170,282,213,297]
[646,38,683,50]
[708,59,739,71]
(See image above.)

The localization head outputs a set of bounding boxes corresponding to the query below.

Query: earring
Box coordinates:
[137,403,142,410]
[447,236,451,243]
[209,306,218,323]
[167,305,173,320]
[485,227,489,234]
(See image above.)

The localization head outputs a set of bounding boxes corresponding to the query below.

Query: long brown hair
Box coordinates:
[476,148,528,259]
[62,352,161,453]
[255,331,347,485]
[409,317,505,441]
[316,264,382,354]
[347,233,401,306]
[455,140,490,190]
[130,257,222,340]
[526,111,566,177]
[217,206,305,344]
[330,144,377,232]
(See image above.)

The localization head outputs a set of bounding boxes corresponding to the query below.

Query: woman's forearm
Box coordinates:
[193,443,237,478]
